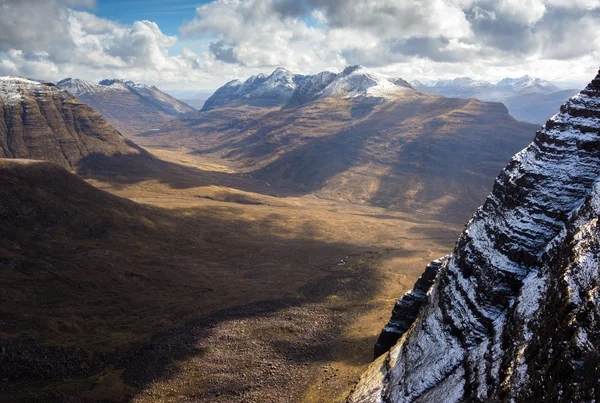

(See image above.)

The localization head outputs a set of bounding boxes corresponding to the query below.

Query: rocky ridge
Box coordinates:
[411,76,577,124]
[349,69,600,402]
[202,65,412,111]
[411,75,560,95]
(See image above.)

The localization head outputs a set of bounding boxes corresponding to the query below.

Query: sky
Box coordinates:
[0,0,599,91]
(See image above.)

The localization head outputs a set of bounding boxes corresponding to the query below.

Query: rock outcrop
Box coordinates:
[373,257,448,359]
[349,69,600,402]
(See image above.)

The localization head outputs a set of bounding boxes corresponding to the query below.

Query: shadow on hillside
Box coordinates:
[76,151,302,197]
[1,171,399,401]
[123,262,382,396]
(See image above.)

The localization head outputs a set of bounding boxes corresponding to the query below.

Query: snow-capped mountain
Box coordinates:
[412,75,576,124]
[495,75,560,93]
[202,65,412,111]
[57,78,195,136]
[349,69,600,402]
[412,75,559,94]
[411,77,494,91]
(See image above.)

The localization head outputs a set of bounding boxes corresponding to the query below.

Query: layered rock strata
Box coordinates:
[350,69,600,402]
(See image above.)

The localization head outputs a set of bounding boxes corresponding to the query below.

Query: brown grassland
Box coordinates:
[1,148,459,402]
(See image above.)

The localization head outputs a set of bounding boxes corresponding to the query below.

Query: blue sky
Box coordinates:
[93,0,208,36]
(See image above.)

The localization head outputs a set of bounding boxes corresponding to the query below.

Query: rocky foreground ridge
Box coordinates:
[350,69,600,402]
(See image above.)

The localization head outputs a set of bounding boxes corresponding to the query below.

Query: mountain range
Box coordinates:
[56,78,195,136]
[140,65,537,222]
[350,69,600,402]
[412,76,579,124]
[202,65,413,110]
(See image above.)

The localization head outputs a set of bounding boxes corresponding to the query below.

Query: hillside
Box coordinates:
[0,76,143,169]
[349,70,600,402]
[57,78,195,136]
[139,69,538,223]
[412,76,578,124]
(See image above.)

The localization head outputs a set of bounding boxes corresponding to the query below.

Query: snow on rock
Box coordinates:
[202,65,413,110]
[319,65,412,99]
[349,68,600,402]
[0,76,62,106]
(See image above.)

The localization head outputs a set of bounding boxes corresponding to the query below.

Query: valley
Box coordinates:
[84,147,461,402]
[2,0,599,401]
[1,147,460,402]
[0,72,535,402]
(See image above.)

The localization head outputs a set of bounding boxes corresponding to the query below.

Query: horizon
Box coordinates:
[7,65,589,95]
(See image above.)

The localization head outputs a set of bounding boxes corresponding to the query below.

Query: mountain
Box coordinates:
[139,66,537,223]
[57,77,195,136]
[349,70,600,402]
[412,75,579,124]
[202,65,413,111]
[0,76,143,169]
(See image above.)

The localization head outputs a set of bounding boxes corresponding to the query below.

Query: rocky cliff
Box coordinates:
[349,69,600,402]
[0,77,141,169]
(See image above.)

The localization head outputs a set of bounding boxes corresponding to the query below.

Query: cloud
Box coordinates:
[209,40,240,64]
[0,0,230,87]
[0,0,598,89]
[178,0,599,86]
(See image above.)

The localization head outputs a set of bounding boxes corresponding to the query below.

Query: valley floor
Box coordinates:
[4,147,460,402]
[89,147,460,402]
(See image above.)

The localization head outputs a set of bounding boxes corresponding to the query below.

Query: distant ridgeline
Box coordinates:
[412,75,578,124]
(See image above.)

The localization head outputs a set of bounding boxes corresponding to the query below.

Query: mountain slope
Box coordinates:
[0,76,142,169]
[349,70,600,402]
[57,78,195,136]
[140,75,537,223]
[202,65,412,111]
[412,75,578,124]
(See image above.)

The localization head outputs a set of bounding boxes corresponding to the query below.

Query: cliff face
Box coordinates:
[350,69,600,402]
[0,77,140,170]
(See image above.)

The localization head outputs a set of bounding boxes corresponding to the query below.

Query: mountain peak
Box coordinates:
[0,75,140,168]
[271,67,292,75]
[341,65,366,75]
[203,65,412,110]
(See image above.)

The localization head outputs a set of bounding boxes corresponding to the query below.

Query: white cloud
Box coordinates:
[0,0,598,90]
[494,0,547,25]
